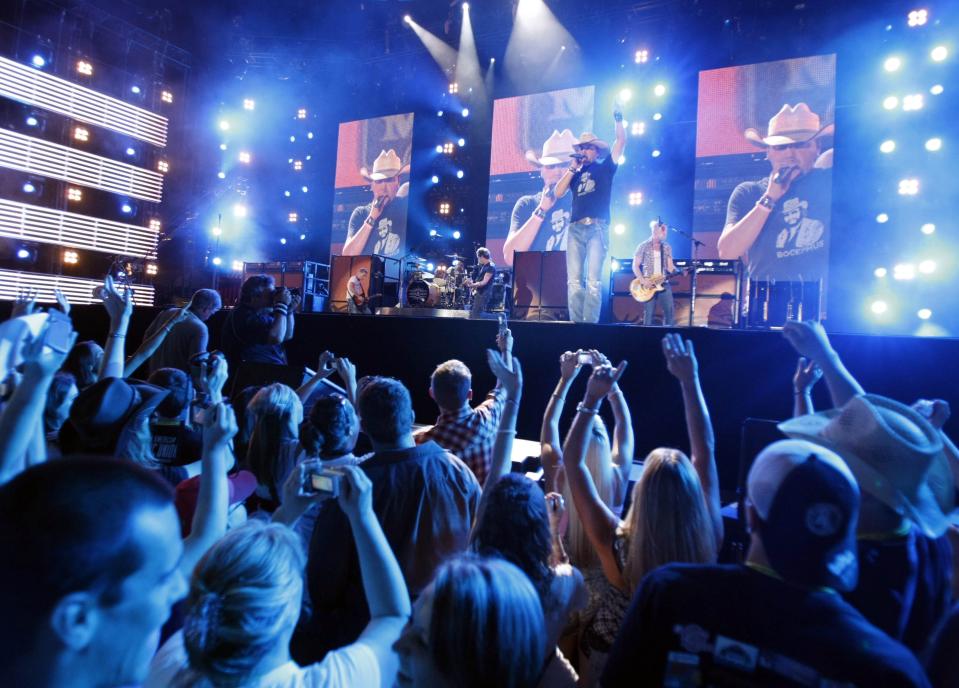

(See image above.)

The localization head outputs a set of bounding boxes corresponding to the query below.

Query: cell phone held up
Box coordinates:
[577,351,592,366]
[41,309,74,354]
[299,461,344,498]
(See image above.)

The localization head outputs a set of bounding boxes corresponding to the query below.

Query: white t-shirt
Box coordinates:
[651,250,662,276]
[145,630,381,688]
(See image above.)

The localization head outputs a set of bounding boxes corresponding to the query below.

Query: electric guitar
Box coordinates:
[629,270,685,303]
[351,291,381,307]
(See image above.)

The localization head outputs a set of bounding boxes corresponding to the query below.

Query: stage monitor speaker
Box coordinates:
[329,256,373,313]
[512,251,568,321]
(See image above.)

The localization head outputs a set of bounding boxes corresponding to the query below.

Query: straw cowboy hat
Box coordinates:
[525,129,579,166]
[744,103,835,147]
[360,149,410,181]
[779,394,956,538]
[573,132,610,152]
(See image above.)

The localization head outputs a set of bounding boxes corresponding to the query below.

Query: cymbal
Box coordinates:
[446,253,467,260]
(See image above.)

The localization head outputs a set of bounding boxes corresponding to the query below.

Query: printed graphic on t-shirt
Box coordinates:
[775,197,825,258]
[373,217,400,255]
[546,207,570,251]
[576,172,596,196]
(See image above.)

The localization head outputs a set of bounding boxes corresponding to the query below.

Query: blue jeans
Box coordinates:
[470,288,491,319]
[566,219,608,323]
[643,284,674,326]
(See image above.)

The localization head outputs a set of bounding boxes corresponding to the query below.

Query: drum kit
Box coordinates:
[406,254,473,309]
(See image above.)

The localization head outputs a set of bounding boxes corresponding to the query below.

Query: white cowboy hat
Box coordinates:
[572,132,610,152]
[525,129,579,166]
[360,149,409,181]
[744,103,835,147]
[779,394,955,538]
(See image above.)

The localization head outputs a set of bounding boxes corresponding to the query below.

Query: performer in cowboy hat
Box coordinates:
[502,129,579,266]
[718,103,834,282]
[553,108,627,323]
[343,149,410,257]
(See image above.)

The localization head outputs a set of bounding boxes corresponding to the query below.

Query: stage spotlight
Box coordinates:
[283,190,291,197]
[882,96,899,110]
[67,187,82,202]
[925,137,942,151]
[461,108,470,117]
[146,263,158,276]
[893,263,916,280]
[161,90,174,103]
[918,308,932,319]
[634,49,649,64]
[120,201,134,214]
[212,257,222,266]
[238,151,251,164]
[427,262,435,271]
[883,56,902,72]
[874,267,888,278]
[297,108,307,119]
[218,120,230,131]
[75,60,93,76]
[879,140,896,153]
[462,2,469,11]
[898,178,920,195]
[212,226,222,236]
[631,121,645,136]
[876,213,889,223]
[307,132,314,139]
[439,202,451,215]
[652,112,662,121]
[918,259,936,274]
[217,171,226,179]
[921,223,935,234]
[404,14,411,24]
[290,135,296,142]
[653,83,666,96]
[431,175,439,184]
[449,82,459,94]
[157,160,169,173]
[130,85,141,95]
[293,160,303,171]
[22,181,35,194]
[16,247,32,260]
[243,98,255,110]
[490,57,495,63]
[288,212,298,223]
[435,144,443,154]
[651,150,661,158]
[931,46,948,62]
[618,88,633,103]
[628,192,643,206]
[437,110,444,117]
[908,9,928,27]
[443,142,454,154]
[30,54,46,68]
[930,84,944,95]
[219,143,228,151]
[458,137,466,146]
[453,230,461,239]
[149,218,161,231]
[232,260,243,271]
[73,126,89,142]
[430,229,438,237]
[456,170,464,179]
[280,238,287,245]
[25,115,38,127]
[871,300,888,314]
[902,94,924,110]
[613,224,625,235]
[299,234,306,241]
[125,146,137,157]
[233,204,248,218]
[63,250,78,265]
[610,259,620,271]
[302,186,309,193]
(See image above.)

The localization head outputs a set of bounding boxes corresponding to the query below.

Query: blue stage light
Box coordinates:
[121,202,134,214]
[453,230,461,239]
[456,170,464,179]
[458,138,466,146]
[280,238,287,245]
[25,116,38,127]
[17,248,31,259]
[461,108,469,117]
[131,85,142,94]
[217,171,226,179]
[430,229,438,237]
[22,182,36,194]
[125,147,136,156]
[431,175,439,184]
[31,55,46,68]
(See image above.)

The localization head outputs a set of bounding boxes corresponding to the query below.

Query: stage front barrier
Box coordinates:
[512,250,568,321]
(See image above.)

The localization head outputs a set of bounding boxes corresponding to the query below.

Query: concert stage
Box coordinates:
[81,306,958,500]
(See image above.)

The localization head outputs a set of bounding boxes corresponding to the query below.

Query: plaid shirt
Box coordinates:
[634,238,674,278]
[416,386,506,486]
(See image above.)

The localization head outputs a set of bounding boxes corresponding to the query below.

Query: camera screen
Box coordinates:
[310,474,334,492]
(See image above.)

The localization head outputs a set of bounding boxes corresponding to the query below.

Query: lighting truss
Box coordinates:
[0,56,168,147]
[0,129,163,202]
[0,199,158,257]
[0,269,154,305]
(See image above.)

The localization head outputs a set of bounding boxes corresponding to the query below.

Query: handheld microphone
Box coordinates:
[569,152,586,161]
[773,166,798,185]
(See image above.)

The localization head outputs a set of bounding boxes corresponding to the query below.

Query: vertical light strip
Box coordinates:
[0,56,168,147]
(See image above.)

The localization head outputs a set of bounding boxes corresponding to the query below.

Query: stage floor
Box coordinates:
[66,306,958,500]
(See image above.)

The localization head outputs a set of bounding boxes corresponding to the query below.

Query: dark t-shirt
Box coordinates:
[570,154,618,223]
[346,197,408,256]
[845,528,953,654]
[472,262,496,293]
[724,169,832,281]
[150,419,203,467]
[143,309,209,374]
[220,303,286,366]
[509,191,572,255]
[602,563,930,688]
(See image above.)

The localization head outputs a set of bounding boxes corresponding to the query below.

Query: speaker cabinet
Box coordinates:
[512,251,568,321]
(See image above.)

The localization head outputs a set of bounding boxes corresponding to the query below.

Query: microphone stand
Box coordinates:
[667,225,704,327]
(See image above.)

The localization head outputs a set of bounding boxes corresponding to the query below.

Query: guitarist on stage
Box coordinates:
[632,220,675,326]
[346,267,372,315]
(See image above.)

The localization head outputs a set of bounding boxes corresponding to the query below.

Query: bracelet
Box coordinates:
[273,303,288,314]
[533,207,547,220]
[109,332,126,339]
[551,393,566,401]
[576,402,600,415]
[756,195,776,211]
[366,215,377,226]
[498,429,517,436]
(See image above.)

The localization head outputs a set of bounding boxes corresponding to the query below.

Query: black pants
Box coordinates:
[469,288,491,319]
[642,285,674,326]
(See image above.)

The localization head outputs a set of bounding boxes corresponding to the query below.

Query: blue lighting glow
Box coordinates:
[453,230,461,239]
[284,190,291,197]
[16,248,31,259]
[121,203,133,214]
[217,171,226,179]
[458,138,466,146]
[456,170,464,179]
[429,229,438,237]
[22,182,36,193]
[130,85,141,94]
[125,147,136,156]
[461,108,470,118]
[431,175,439,184]
[25,116,38,127]
[31,55,45,68]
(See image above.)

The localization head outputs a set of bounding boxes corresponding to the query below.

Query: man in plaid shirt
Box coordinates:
[415,331,511,486]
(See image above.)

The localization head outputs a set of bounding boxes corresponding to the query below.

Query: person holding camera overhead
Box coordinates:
[221,274,300,370]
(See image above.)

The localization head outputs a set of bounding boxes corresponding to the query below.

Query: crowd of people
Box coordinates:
[0,273,957,688]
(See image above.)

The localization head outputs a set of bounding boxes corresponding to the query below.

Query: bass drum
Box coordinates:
[406,279,440,307]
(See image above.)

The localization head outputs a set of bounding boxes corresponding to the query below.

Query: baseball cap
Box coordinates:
[175,470,257,536]
[747,439,860,591]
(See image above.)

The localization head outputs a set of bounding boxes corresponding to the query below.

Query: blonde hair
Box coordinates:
[620,448,717,593]
[180,521,305,687]
[246,383,302,502]
[562,417,615,568]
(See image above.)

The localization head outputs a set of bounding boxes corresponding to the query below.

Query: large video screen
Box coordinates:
[486,86,595,266]
[693,55,836,286]
[330,113,414,258]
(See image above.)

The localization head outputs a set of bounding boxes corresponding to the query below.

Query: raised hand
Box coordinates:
[54,289,71,315]
[334,356,356,385]
[495,327,513,356]
[793,356,823,393]
[289,292,302,312]
[559,351,582,381]
[538,185,557,212]
[487,349,523,399]
[545,492,568,535]
[100,275,133,326]
[336,465,373,522]
[913,398,951,430]
[201,402,238,449]
[206,352,229,401]
[588,349,610,368]
[662,333,698,383]
[11,288,38,318]
[584,361,627,404]
[318,350,336,373]
[273,287,292,306]
[766,166,801,201]
[782,320,835,364]
[21,329,77,380]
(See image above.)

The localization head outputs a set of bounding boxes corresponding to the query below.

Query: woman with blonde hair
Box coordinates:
[563,333,723,685]
[245,383,303,510]
[146,465,410,688]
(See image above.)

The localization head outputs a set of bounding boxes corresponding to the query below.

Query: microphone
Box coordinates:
[773,166,798,185]
[569,152,586,160]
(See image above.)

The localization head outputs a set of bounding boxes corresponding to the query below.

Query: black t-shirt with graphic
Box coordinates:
[602,563,929,688]
[346,196,408,257]
[725,169,831,281]
[570,154,618,223]
[509,191,572,256]
[472,262,495,293]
